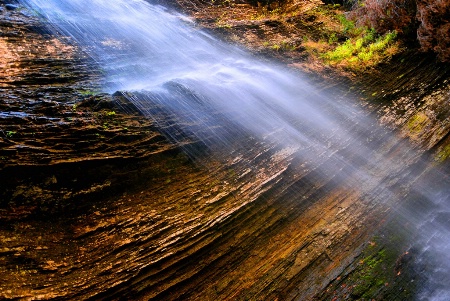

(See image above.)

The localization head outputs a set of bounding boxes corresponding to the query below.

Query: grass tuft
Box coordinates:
[323,21,398,70]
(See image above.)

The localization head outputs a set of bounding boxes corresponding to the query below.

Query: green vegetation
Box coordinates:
[318,217,419,300]
[328,33,338,44]
[435,143,450,163]
[77,89,98,96]
[337,14,356,34]
[339,236,415,299]
[217,22,232,29]
[216,12,233,29]
[352,246,389,298]
[298,8,400,71]
[406,112,429,136]
[251,7,284,20]
[6,131,16,138]
[322,15,398,70]
[269,40,297,52]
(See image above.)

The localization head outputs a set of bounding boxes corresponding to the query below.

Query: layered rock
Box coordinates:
[1,2,449,301]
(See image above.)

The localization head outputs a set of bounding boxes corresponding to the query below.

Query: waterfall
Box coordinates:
[20,0,450,299]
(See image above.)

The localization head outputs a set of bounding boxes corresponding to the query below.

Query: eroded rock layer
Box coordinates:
[1,2,449,301]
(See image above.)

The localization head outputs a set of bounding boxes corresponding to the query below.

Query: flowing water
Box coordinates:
[20,0,450,299]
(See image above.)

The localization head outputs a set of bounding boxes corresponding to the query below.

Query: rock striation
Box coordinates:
[0,2,449,301]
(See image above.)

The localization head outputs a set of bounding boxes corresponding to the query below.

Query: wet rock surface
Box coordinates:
[0,2,449,301]
[0,5,180,220]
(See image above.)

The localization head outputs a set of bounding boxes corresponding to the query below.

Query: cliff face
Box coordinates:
[173,0,450,156]
[0,1,449,301]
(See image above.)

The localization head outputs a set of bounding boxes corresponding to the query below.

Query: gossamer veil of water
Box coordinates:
[21,0,450,299]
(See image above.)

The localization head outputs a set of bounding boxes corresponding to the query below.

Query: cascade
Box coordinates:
[20,0,450,299]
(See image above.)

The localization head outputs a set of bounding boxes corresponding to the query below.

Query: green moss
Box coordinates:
[352,246,389,298]
[320,228,418,301]
[319,12,398,70]
[323,29,397,69]
[215,12,233,29]
[217,22,232,29]
[406,112,429,135]
[272,44,281,51]
[6,131,16,138]
[337,14,356,35]
[435,143,450,163]
[77,89,98,96]
[328,33,338,44]
[325,39,353,61]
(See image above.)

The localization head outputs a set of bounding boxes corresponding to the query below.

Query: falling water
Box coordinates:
[20,0,449,299]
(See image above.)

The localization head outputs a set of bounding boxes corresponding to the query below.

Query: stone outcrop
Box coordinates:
[1,2,449,301]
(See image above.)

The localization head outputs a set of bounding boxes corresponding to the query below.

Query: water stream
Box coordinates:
[20,0,450,299]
